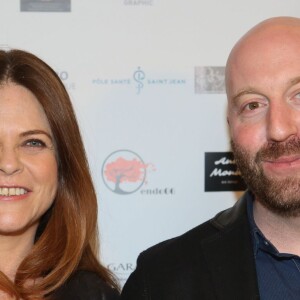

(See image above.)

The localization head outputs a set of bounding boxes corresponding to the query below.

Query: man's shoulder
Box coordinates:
[137,219,218,270]
[138,195,249,269]
[150,220,214,250]
[122,196,251,299]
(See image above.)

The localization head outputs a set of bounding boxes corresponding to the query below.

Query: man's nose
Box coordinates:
[0,148,22,176]
[266,101,299,142]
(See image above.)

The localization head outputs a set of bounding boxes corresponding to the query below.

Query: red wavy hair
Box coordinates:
[0,49,119,299]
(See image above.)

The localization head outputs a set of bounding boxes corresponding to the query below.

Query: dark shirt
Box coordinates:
[52,270,120,300]
[247,195,300,300]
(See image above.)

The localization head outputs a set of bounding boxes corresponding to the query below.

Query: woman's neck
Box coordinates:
[0,229,36,281]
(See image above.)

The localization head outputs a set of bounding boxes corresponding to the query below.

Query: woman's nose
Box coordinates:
[0,148,22,176]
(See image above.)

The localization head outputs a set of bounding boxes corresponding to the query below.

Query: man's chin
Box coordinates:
[231,139,300,217]
[253,177,300,218]
[257,197,300,218]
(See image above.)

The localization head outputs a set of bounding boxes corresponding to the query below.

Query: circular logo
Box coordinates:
[102,150,147,195]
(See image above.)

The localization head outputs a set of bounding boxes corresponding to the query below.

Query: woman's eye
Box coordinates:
[24,139,46,147]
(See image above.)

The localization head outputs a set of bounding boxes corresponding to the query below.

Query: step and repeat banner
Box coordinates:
[1,0,299,285]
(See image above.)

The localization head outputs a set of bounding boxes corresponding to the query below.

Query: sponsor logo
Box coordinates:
[20,0,71,12]
[123,0,154,6]
[133,67,145,94]
[107,262,135,284]
[195,66,225,94]
[102,150,174,195]
[140,187,175,195]
[205,152,246,192]
[0,44,10,51]
[56,70,76,90]
[102,150,155,195]
[92,67,186,95]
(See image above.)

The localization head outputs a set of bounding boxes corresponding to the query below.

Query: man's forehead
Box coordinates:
[225,18,300,97]
[227,17,300,66]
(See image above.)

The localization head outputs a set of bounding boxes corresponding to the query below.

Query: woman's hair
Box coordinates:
[0,49,119,299]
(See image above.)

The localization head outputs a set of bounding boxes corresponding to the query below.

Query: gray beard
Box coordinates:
[231,139,300,217]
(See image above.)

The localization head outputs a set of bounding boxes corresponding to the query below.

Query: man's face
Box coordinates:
[227,24,300,216]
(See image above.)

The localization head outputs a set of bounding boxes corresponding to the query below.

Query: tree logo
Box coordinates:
[102,150,154,195]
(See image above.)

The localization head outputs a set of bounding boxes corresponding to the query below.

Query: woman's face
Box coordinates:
[0,83,58,237]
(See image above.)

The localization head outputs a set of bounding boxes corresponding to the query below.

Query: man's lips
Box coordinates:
[262,155,300,173]
[264,154,300,164]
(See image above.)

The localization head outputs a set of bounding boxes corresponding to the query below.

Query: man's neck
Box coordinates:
[253,199,300,256]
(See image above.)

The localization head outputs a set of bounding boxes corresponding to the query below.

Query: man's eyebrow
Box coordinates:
[20,130,53,141]
[231,88,259,103]
[289,76,300,86]
[231,77,300,102]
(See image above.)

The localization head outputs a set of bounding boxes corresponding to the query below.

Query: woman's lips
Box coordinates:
[0,186,30,201]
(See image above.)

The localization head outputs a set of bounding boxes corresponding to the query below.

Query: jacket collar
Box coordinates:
[211,191,252,229]
[200,191,260,299]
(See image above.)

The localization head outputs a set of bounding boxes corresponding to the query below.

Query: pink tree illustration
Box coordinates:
[104,157,149,194]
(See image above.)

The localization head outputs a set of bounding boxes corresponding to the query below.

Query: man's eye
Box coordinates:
[246,102,260,110]
[294,93,300,99]
[25,139,46,147]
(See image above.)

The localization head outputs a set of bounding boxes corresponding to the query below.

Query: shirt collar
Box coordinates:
[246,192,294,258]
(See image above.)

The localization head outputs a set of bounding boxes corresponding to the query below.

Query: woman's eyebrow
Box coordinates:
[20,130,53,141]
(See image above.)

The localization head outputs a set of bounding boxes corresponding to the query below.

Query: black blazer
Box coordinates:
[121,193,260,300]
[53,270,120,300]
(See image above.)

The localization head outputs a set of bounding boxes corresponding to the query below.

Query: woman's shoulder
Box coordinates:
[53,270,120,300]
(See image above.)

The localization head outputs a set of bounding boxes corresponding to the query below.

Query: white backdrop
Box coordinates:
[0,0,299,285]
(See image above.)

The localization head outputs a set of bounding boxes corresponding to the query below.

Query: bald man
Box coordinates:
[121,17,300,300]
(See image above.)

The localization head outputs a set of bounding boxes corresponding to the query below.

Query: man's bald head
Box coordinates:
[225,17,300,101]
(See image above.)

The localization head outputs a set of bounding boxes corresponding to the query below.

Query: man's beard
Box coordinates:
[231,138,300,217]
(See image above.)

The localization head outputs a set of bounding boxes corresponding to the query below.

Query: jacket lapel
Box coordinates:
[201,195,260,299]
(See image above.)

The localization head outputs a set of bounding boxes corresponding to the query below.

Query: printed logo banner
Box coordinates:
[195,66,225,94]
[20,0,71,12]
[205,152,246,192]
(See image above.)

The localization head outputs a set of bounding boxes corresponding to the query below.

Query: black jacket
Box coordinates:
[53,270,120,300]
[121,193,260,300]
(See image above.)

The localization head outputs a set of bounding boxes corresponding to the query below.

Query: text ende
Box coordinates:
[140,188,175,195]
